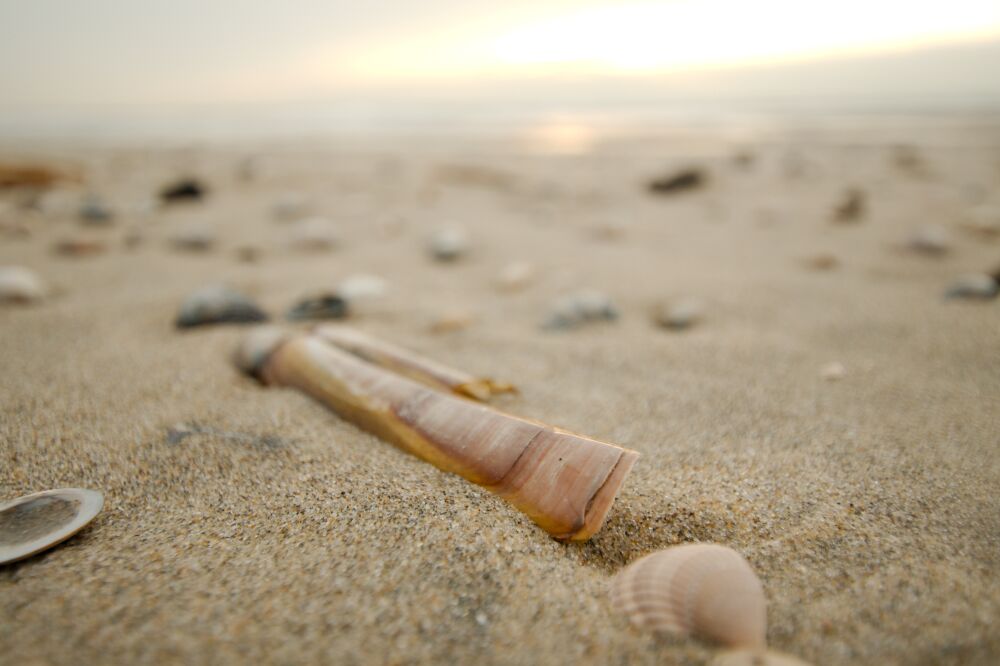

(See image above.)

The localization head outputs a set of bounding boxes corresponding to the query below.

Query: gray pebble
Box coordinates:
[170,226,216,252]
[543,289,618,330]
[428,228,469,262]
[286,294,349,321]
[907,225,951,256]
[79,195,114,225]
[655,298,705,330]
[175,285,268,328]
[944,273,998,301]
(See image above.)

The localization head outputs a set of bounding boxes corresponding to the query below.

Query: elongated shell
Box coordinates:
[236,329,637,541]
[0,488,104,564]
[312,324,515,401]
[611,544,767,648]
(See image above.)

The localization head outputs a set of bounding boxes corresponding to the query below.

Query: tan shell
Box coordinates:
[712,649,813,666]
[611,544,767,648]
[0,488,103,564]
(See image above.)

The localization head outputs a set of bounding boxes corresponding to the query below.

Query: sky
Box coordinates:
[1,0,999,138]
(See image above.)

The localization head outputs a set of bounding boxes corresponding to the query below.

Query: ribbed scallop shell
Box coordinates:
[611,544,767,648]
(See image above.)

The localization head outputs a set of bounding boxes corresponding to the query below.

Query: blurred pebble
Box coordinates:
[907,224,951,256]
[962,205,1000,238]
[803,253,839,271]
[337,273,388,305]
[175,285,268,328]
[290,217,339,252]
[159,178,206,204]
[820,362,847,381]
[271,193,312,222]
[647,168,706,195]
[590,221,627,241]
[543,289,618,330]
[428,228,469,262]
[235,245,262,263]
[123,229,143,250]
[496,261,534,292]
[832,188,865,223]
[53,238,105,257]
[78,194,114,225]
[944,273,998,301]
[286,294,349,321]
[170,226,216,252]
[0,266,46,304]
[655,298,705,330]
[429,311,475,334]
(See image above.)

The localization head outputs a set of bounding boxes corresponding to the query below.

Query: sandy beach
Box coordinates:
[2,118,999,664]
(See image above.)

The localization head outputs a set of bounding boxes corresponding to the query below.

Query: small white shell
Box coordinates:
[611,544,767,648]
[0,488,103,564]
[0,266,47,304]
[712,649,813,666]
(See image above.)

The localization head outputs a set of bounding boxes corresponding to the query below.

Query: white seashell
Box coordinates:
[611,544,767,648]
[0,266,47,304]
[944,273,998,301]
[428,228,469,262]
[0,488,103,564]
[336,273,388,304]
[543,289,618,329]
[712,648,813,666]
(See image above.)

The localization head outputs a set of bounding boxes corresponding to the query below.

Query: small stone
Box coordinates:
[496,262,534,292]
[428,228,469,262]
[289,217,339,252]
[655,298,705,330]
[78,194,114,225]
[962,205,1000,238]
[271,193,312,222]
[429,312,475,334]
[286,294,349,321]
[53,238,105,257]
[123,229,143,249]
[943,273,998,301]
[820,362,847,381]
[235,245,262,263]
[832,189,865,223]
[170,226,216,252]
[803,254,839,271]
[907,224,951,256]
[543,289,618,330]
[474,611,488,626]
[159,178,206,204]
[336,274,388,310]
[175,285,268,328]
[0,266,46,304]
[647,168,706,195]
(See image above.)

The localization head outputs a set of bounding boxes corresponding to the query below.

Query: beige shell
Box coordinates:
[0,488,103,564]
[712,649,813,666]
[611,544,767,648]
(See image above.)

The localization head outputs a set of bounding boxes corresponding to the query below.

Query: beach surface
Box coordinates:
[2,118,999,664]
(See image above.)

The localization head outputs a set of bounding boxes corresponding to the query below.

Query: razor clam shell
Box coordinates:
[257,334,637,540]
[0,488,103,565]
[312,324,514,401]
[611,544,767,648]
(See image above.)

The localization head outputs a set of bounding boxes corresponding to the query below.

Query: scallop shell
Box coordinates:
[611,544,767,648]
[0,488,103,564]
[712,648,813,666]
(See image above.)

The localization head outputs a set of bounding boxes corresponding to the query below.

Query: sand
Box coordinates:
[1,119,999,665]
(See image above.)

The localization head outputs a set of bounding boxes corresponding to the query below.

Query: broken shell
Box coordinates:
[286,294,349,321]
[236,329,637,540]
[543,289,618,330]
[313,324,513,400]
[0,488,103,565]
[496,261,535,292]
[656,298,705,331]
[0,266,47,304]
[428,228,469,262]
[944,273,998,301]
[712,649,813,666]
[906,224,951,256]
[611,544,767,648]
[176,285,269,328]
